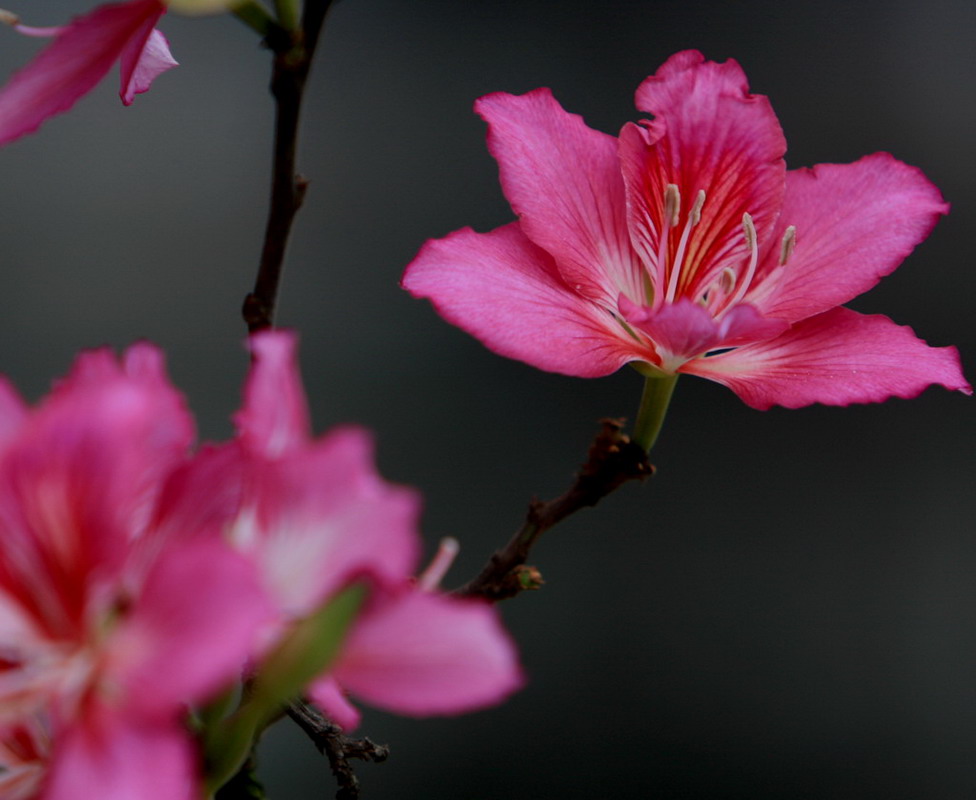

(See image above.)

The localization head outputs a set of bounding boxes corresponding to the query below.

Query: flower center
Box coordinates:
[651,184,795,318]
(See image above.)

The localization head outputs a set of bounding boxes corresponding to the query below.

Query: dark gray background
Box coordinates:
[0,1,974,797]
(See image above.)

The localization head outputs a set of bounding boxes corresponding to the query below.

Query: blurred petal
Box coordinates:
[120,26,177,105]
[247,428,421,615]
[0,0,167,145]
[333,590,524,720]
[307,676,361,732]
[42,715,196,800]
[235,331,311,458]
[109,540,272,717]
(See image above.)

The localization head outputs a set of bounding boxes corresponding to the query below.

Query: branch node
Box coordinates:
[454,418,652,601]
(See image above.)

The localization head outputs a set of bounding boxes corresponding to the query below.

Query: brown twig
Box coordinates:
[287,700,390,800]
[242,1,336,333]
[455,419,653,601]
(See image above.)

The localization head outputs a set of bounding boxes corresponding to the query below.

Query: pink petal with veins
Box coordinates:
[403,223,651,377]
[755,154,949,321]
[682,307,972,409]
[476,89,642,305]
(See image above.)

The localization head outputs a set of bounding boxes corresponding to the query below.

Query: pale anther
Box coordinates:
[664,184,680,227]
[690,190,706,226]
[742,213,756,249]
[779,225,796,266]
[719,267,737,294]
[0,9,20,26]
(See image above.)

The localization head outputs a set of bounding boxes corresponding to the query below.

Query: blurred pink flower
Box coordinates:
[0,345,271,799]
[163,331,524,731]
[403,50,970,410]
[0,0,176,146]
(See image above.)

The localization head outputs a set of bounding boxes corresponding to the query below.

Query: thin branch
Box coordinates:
[455,419,653,601]
[287,701,390,800]
[242,1,336,333]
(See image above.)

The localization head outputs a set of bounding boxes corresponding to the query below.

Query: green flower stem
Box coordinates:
[203,585,365,795]
[273,0,300,30]
[232,1,276,36]
[632,373,679,452]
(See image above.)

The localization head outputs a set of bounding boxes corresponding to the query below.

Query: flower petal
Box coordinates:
[246,427,422,616]
[402,223,651,377]
[621,50,786,299]
[753,153,949,320]
[306,676,362,732]
[119,26,177,106]
[621,298,788,371]
[332,590,524,722]
[234,331,311,459]
[475,89,643,305]
[681,307,972,409]
[108,540,272,717]
[0,0,167,145]
[0,349,194,638]
[42,715,196,800]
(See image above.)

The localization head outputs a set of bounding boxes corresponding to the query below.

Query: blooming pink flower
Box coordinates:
[0,344,271,799]
[402,50,970,409]
[162,331,524,731]
[0,1,176,146]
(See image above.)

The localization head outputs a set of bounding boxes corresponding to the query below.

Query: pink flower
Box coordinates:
[0,345,271,799]
[402,51,971,410]
[0,1,176,146]
[163,331,524,731]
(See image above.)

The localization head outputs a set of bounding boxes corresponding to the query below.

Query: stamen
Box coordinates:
[717,213,760,314]
[719,267,736,295]
[690,189,706,226]
[665,188,706,304]
[663,184,680,227]
[0,10,20,26]
[416,537,460,591]
[778,225,796,266]
[741,212,756,250]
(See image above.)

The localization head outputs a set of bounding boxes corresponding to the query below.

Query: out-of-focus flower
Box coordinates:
[0,1,177,146]
[162,332,524,732]
[0,345,271,799]
[403,50,970,410]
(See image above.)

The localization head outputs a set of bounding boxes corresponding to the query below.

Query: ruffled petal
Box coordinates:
[332,590,524,721]
[234,331,311,459]
[753,154,949,321]
[402,223,651,377]
[0,0,167,145]
[475,89,643,305]
[42,715,196,800]
[120,26,177,106]
[681,307,972,409]
[621,50,786,299]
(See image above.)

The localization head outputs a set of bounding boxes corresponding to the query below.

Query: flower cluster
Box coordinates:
[0,332,521,799]
[403,50,970,409]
